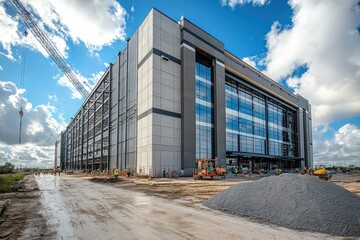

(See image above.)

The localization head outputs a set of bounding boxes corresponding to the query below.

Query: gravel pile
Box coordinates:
[203,174,360,236]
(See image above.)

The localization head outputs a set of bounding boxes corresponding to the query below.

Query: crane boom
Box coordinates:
[8,0,90,99]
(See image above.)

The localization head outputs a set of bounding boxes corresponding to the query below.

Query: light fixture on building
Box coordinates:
[161,55,169,61]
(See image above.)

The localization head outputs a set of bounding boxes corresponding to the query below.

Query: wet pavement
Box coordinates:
[25,174,340,240]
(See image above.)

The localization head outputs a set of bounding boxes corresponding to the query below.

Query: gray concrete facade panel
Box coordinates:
[138,48,181,69]
[181,45,196,172]
[181,28,224,55]
[180,18,224,53]
[126,34,138,172]
[181,30,225,61]
[304,110,313,168]
[214,61,226,166]
[297,107,305,159]
[128,34,139,108]
[138,108,181,121]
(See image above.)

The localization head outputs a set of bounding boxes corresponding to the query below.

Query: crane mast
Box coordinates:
[8,0,90,99]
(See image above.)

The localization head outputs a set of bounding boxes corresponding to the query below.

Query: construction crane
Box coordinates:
[8,0,90,99]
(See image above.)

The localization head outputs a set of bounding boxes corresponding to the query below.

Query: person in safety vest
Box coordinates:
[114,168,120,179]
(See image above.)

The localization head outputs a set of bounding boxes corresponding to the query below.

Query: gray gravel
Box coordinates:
[203,174,360,236]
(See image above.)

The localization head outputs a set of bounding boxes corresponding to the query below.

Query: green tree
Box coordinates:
[0,162,15,174]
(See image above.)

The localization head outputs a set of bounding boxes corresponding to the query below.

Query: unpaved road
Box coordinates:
[16,174,349,240]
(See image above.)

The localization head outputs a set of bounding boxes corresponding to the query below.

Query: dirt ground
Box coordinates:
[0,172,359,239]
[0,175,48,240]
[330,173,360,197]
[86,172,360,200]
[107,175,257,201]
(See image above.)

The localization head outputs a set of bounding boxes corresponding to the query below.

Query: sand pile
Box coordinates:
[203,174,360,236]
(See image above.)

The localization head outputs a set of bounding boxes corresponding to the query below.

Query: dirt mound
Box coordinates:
[89,177,121,183]
[203,174,360,236]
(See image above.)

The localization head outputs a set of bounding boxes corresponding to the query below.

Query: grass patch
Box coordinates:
[0,173,25,193]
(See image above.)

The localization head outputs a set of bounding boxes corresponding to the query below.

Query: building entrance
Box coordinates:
[226,155,303,174]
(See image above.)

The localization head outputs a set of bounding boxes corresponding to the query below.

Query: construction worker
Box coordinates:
[114,168,119,179]
[103,169,109,182]
[234,168,238,176]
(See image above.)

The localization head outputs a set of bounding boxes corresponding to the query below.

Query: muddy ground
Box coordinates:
[0,175,48,240]
[0,172,359,239]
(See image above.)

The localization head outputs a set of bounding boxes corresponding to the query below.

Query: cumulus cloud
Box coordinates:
[0,81,66,167]
[0,0,127,59]
[0,2,65,59]
[0,81,65,146]
[313,124,360,166]
[0,143,55,168]
[131,6,135,13]
[0,66,3,71]
[221,0,270,8]
[263,0,360,126]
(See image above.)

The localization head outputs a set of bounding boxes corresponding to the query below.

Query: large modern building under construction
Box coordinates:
[55,8,313,176]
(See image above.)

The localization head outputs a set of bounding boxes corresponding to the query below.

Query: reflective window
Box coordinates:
[196,59,214,159]
[267,100,297,157]
[225,82,266,155]
[225,77,297,157]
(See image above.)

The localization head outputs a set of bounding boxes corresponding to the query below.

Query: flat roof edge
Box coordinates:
[224,50,297,98]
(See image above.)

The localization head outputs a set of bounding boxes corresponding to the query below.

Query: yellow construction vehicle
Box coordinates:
[313,166,332,181]
[193,159,226,180]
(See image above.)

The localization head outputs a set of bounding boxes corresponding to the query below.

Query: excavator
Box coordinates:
[193,159,226,180]
[313,166,332,181]
[304,165,332,181]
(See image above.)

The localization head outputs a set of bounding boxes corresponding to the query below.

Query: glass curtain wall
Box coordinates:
[225,77,297,158]
[225,79,266,155]
[195,54,214,159]
[268,99,296,157]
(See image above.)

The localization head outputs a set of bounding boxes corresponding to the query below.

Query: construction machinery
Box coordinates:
[313,166,332,181]
[193,159,226,180]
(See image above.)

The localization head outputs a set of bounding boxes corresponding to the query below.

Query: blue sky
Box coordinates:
[0,0,359,168]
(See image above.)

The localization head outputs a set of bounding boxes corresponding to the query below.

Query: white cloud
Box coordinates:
[0,65,3,71]
[0,143,55,168]
[0,0,126,98]
[48,94,58,102]
[263,0,360,126]
[313,124,360,166]
[221,0,270,8]
[0,81,65,146]
[0,81,66,168]
[88,71,105,87]
[21,0,127,51]
[0,2,63,59]
[0,0,127,59]
[56,74,83,100]
[242,56,257,68]
[55,70,104,99]
[131,6,135,13]
[0,2,21,60]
